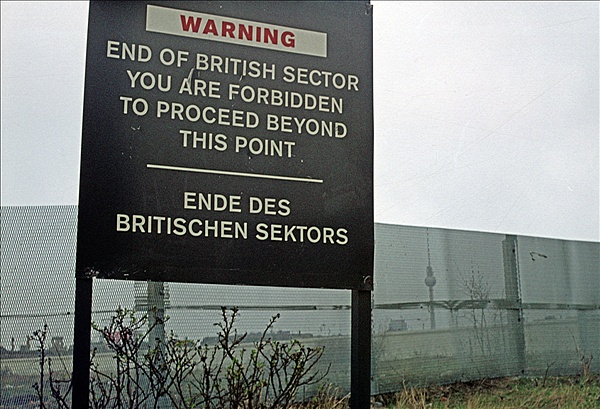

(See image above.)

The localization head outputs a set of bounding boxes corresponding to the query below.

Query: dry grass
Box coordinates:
[298,375,600,409]
[381,375,600,409]
[300,384,350,409]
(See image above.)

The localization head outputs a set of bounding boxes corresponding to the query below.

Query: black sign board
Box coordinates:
[77,1,373,290]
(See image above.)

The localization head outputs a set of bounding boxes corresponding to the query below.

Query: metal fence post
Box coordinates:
[148,281,170,408]
[502,235,527,375]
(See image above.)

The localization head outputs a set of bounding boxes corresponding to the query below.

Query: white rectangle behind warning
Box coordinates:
[146,5,328,58]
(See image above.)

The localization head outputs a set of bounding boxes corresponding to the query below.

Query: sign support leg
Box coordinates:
[72,277,93,408]
[351,289,371,409]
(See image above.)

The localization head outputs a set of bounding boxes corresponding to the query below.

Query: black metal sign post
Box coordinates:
[72,277,93,408]
[351,288,372,408]
[75,2,373,407]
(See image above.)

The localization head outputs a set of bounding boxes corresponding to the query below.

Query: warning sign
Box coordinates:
[77,1,373,290]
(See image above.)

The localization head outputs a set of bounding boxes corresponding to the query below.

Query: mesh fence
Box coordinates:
[2,205,599,404]
[371,224,600,393]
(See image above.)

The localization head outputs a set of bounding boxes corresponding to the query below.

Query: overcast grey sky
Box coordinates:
[2,1,598,242]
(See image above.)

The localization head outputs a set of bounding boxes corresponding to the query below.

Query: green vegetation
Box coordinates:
[370,376,600,409]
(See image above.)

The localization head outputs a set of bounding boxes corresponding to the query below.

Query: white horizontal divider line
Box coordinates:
[147,163,324,184]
